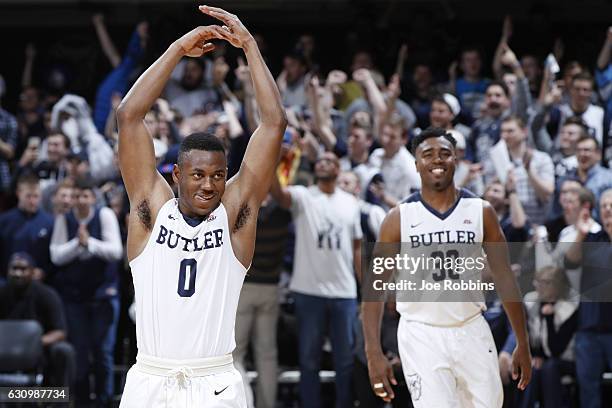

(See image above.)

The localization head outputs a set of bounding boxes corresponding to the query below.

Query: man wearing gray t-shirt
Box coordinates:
[271,151,362,408]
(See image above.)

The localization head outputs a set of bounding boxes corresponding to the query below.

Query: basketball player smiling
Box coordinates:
[363,127,531,407]
[117,6,286,407]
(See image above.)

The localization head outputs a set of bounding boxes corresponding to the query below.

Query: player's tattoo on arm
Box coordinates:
[137,199,153,231]
[232,203,252,233]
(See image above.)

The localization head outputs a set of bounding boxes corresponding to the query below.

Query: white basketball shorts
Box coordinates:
[397,314,503,408]
[120,353,248,408]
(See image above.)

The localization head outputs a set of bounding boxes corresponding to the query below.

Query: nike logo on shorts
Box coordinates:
[214,386,229,396]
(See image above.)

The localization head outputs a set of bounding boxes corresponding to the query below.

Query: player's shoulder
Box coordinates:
[401,190,421,205]
[459,187,481,200]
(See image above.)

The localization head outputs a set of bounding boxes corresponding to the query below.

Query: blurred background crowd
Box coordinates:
[0,1,612,407]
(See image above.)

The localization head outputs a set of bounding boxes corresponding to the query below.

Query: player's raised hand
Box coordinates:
[367,352,397,402]
[199,5,253,49]
[511,342,532,390]
[175,26,221,57]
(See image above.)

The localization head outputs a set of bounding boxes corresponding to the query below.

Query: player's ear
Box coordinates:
[172,164,180,184]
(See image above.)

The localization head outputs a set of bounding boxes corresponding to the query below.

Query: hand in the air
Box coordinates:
[199,5,254,49]
[175,25,222,57]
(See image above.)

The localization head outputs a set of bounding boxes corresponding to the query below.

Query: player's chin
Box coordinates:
[191,194,219,211]
[431,177,453,190]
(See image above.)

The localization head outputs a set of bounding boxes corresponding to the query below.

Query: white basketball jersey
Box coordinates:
[397,189,486,326]
[129,199,247,359]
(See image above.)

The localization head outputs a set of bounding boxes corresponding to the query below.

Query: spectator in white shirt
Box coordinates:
[368,112,420,208]
[270,151,362,408]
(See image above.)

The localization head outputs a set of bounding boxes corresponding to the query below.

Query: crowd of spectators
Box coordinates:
[0,12,611,408]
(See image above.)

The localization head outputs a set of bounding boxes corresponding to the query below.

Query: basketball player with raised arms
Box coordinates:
[116,6,286,407]
[363,127,532,407]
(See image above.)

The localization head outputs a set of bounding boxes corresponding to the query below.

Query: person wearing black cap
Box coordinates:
[0,252,76,389]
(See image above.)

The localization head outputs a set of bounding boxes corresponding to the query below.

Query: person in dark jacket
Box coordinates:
[0,252,76,388]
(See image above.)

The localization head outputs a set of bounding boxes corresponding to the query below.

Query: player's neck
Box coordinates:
[177,200,218,223]
[420,187,460,213]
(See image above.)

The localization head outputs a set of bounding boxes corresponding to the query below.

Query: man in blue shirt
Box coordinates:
[0,173,54,282]
[453,48,490,122]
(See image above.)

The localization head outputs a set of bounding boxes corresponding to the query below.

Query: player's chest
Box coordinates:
[152,222,226,254]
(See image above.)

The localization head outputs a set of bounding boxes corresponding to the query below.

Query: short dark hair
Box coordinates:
[284,50,308,67]
[560,176,581,187]
[501,115,526,129]
[576,134,600,150]
[563,115,587,128]
[185,57,206,71]
[178,132,226,166]
[411,127,456,154]
[486,80,510,97]
[74,179,95,193]
[431,94,449,108]
[48,132,71,150]
[577,186,596,210]
[16,172,40,188]
[562,116,589,137]
[349,119,373,137]
[460,47,482,58]
[571,71,594,86]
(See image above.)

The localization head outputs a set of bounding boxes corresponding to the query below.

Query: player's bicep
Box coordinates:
[482,203,506,244]
[482,203,512,275]
[378,208,401,243]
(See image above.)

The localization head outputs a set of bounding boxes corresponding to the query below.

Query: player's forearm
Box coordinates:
[362,301,385,358]
[489,255,528,346]
[243,38,287,128]
[117,42,184,121]
[501,301,529,347]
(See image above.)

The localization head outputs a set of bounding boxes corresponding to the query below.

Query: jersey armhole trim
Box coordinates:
[128,198,175,269]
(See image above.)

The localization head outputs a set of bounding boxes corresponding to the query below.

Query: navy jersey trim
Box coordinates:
[181,212,206,227]
[402,191,421,204]
[406,188,475,220]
